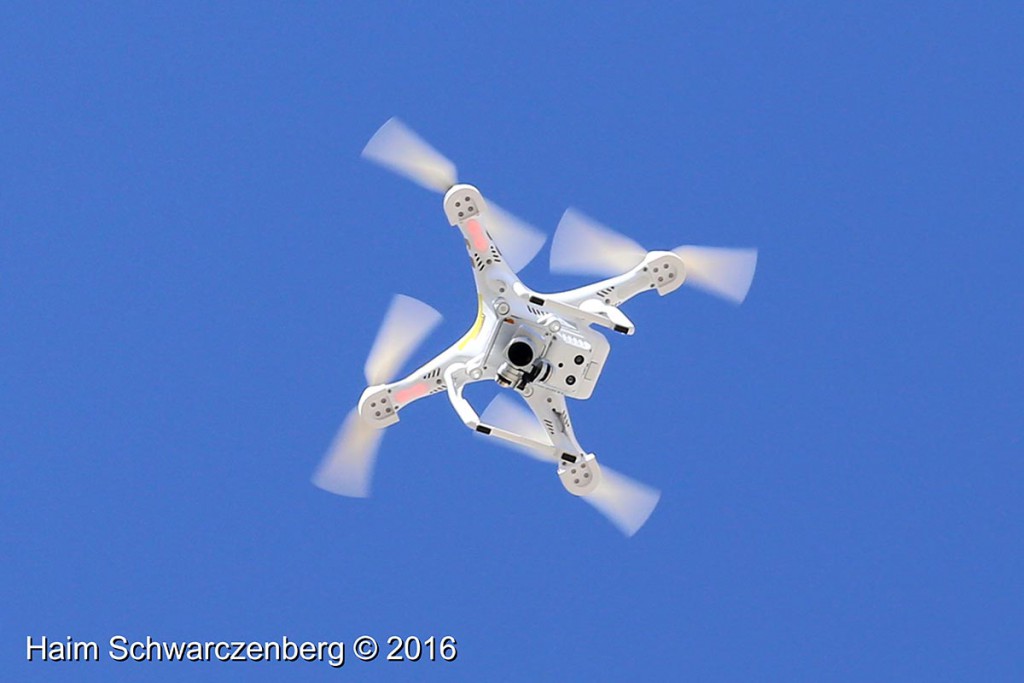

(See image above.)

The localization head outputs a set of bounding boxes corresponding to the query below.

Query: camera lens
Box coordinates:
[506,339,535,368]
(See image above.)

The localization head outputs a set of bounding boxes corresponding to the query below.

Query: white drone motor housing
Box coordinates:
[645,251,686,296]
[358,385,399,428]
[557,452,601,496]
[443,184,485,226]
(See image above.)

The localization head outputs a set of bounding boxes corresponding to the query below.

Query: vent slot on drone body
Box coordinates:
[488,245,503,263]
[421,367,445,392]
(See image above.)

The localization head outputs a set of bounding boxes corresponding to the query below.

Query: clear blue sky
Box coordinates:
[3,3,1021,681]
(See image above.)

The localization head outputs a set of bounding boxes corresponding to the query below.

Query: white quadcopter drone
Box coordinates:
[313,118,757,536]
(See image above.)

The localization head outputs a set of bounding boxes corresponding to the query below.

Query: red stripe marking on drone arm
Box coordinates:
[466,219,488,252]
[394,382,430,405]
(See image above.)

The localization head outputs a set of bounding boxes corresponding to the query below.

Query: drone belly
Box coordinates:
[485,312,610,399]
[535,326,609,400]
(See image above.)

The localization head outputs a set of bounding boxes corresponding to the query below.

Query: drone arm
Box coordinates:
[549,251,684,309]
[520,388,603,497]
[519,389,586,457]
[443,185,530,291]
[373,345,472,418]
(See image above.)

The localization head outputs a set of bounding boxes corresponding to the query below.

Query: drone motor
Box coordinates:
[558,452,601,496]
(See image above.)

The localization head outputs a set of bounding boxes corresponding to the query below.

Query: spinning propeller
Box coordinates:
[362,117,546,273]
[481,393,661,536]
[313,294,442,497]
[550,208,758,304]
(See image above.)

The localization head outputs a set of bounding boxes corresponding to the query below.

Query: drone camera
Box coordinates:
[505,337,536,368]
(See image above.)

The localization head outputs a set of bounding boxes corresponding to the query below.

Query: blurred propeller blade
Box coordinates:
[364,294,443,386]
[316,294,440,498]
[481,393,555,462]
[584,467,661,537]
[312,408,385,498]
[485,202,547,273]
[672,245,758,304]
[550,208,648,277]
[361,117,457,193]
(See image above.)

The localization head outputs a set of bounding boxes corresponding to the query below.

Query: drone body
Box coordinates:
[314,118,758,536]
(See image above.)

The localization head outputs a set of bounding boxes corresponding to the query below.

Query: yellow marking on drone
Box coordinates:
[457,295,485,350]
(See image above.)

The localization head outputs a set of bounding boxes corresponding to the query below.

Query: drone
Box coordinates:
[313,118,757,536]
